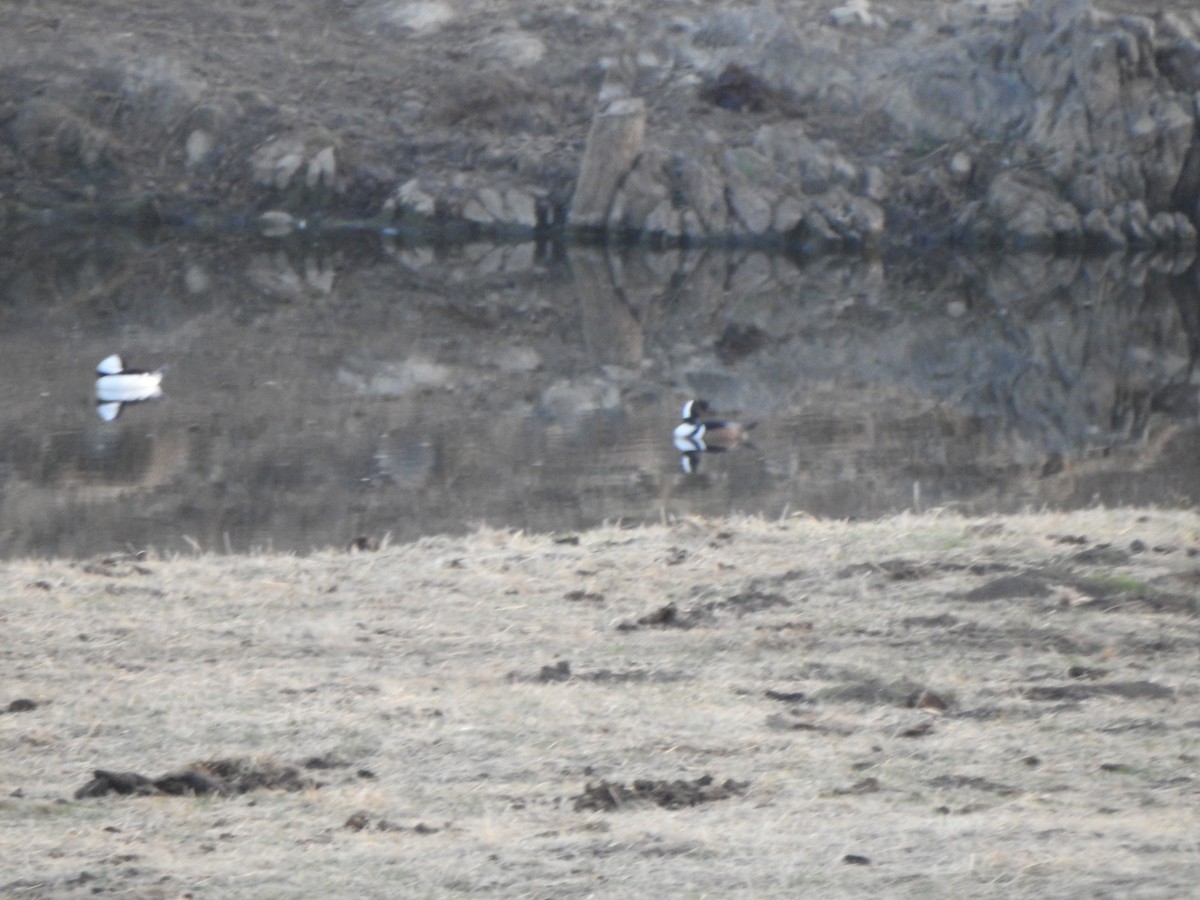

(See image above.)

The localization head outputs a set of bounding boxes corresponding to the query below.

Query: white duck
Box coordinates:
[95,354,166,421]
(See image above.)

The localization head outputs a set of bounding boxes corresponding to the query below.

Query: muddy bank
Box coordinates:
[3,0,1200,253]
[2,509,1199,897]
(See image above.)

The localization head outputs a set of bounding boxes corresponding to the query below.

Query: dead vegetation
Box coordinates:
[2,508,1200,896]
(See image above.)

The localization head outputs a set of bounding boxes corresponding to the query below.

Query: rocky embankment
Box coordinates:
[2,0,1200,253]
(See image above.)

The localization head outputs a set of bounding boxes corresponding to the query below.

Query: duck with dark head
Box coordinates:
[673,399,756,473]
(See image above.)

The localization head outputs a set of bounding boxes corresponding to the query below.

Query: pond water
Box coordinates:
[1,229,1198,559]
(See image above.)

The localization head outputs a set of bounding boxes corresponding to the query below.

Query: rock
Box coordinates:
[1082,208,1127,250]
[978,172,1082,249]
[273,153,304,189]
[793,206,842,253]
[812,187,886,249]
[1172,211,1198,248]
[1068,170,1118,213]
[11,99,110,174]
[1149,211,1179,244]
[643,199,682,238]
[609,152,672,233]
[848,0,1197,247]
[462,196,495,225]
[118,56,206,132]
[1172,140,1200,217]
[1014,0,1194,208]
[772,195,808,234]
[724,147,779,234]
[728,182,774,234]
[673,155,727,236]
[862,165,887,201]
[364,1,456,35]
[691,7,784,52]
[183,264,210,294]
[338,358,455,397]
[251,137,337,192]
[304,257,335,293]
[1155,12,1200,93]
[506,242,536,272]
[752,123,852,194]
[503,188,538,229]
[575,252,645,365]
[306,146,336,189]
[569,97,646,229]
[251,138,304,189]
[396,179,436,217]
[184,129,214,169]
[882,49,1029,144]
[751,122,801,168]
[827,0,886,29]
[476,187,506,221]
[596,55,637,104]
[395,246,435,269]
[726,255,775,298]
[724,146,777,184]
[258,210,303,237]
[948,152,972,184]
[479,31,546,68]
[1121,200,1152,246]
[831,156,859,188]
[681,209,705,240]
[9,0,1200,252]
[538,379,622,423]
[759,29,851,111]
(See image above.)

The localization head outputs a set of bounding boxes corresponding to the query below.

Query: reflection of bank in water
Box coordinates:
[95,355,166,421]
[673,399,757,473]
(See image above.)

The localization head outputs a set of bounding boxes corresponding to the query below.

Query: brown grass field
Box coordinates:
[3,509,1199,898]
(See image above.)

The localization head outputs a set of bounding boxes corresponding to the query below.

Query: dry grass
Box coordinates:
[3,509,1200,897]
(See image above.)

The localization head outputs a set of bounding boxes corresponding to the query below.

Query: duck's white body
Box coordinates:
[673,399,756,473]
[95,355,165,420]
[674,420,706,452]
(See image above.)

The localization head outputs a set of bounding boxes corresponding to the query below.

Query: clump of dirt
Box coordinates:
[1021,681,1175,702]
[618,588,791,631]
[618,601,683,630]
[534,660,572,683]
[926,774,1020,796]
[510,659,688,684]
[74,757,316,799]
[698,64,785,114]
[571,774,749,812]
[563,589,604,603]
[344,813,440,834]
[78,551,153,578]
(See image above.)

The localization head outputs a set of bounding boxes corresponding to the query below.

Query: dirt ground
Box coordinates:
[2,508,1199,897]
[1,0,1188,221]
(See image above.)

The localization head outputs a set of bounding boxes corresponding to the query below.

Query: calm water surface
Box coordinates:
[1,231,1197,558]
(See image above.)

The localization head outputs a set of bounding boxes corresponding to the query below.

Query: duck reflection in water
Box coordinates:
[95,354,166,421]
[673,399,756,473]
